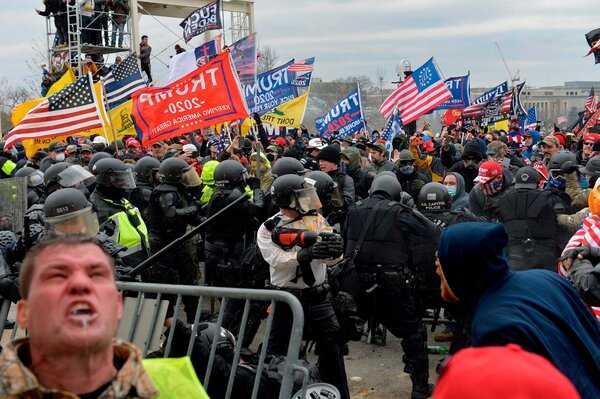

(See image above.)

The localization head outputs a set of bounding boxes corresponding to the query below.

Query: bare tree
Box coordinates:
[257,45,279,74]
[0,79,36,135]
[332,75,374,91]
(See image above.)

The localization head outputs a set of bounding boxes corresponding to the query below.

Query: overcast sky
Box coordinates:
[3,0,600,91]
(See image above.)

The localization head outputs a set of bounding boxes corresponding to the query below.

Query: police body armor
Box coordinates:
[146,183,194,241]
[92,195,150,265]
[205,187,257,287]
[497,188,559,271]
[129,182,154,214]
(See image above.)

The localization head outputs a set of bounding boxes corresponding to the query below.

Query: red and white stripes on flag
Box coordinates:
[559,215,600,320]
[288,58,314,73]
[4,74,104,148]
[585,88,597,116]
[379,75,452,123]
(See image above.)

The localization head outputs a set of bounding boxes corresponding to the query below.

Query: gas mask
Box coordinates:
[398,165,415,176]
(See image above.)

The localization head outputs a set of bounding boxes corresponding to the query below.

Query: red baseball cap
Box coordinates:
[433,344,580,399]
[474,161,502,184]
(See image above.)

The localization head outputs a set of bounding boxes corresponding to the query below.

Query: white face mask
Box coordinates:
[55,152,65,161]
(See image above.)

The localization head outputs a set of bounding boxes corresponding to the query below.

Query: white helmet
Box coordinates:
[307,138,326,150]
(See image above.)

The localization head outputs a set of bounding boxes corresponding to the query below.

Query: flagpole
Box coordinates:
[97,77,120,154]
[356,80,367,135]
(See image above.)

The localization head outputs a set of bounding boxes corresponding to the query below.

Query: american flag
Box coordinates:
[585,87,597,116]
[525,107,537,130]
[103,55,147,109]
[288,57,315,73]
[559,214,600,320]
[5,74,104,148]
[378,58,452,123]
[214,133,230,154]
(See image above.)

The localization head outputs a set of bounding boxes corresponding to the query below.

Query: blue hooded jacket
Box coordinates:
[438,222,600,398]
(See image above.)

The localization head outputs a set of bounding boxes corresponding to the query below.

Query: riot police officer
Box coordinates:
[305,170,342,227]
[417,182,480,229]
[497,166,561,271]
[204,160,265,345]
[0,141,17,179]
[260,156,307,221]
[90,158,149,266]
[343,173,434,399]
[14,167,46,207]
[129,156,160,213]
[257,174,349,399]
[145,157,202,311]
[43,188,131,274]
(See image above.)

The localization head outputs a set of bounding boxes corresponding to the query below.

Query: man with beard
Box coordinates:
[449,141,483,193]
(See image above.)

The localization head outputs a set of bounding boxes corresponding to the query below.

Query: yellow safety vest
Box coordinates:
[142,357,210,399]
[105,198,149,256]
[1,159,16,176]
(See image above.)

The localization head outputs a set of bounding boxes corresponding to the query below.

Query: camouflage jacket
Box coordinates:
[0,338,158,398]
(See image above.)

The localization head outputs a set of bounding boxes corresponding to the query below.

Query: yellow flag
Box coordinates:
[493,119,509,132]
[21,81,110,158]
[11,67,76,126]
[109,100,136,141]
[260,93,309,128]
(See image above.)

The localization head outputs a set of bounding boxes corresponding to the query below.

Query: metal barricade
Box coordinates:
[0,283,306,399]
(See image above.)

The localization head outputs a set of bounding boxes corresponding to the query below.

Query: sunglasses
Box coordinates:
[584,142,595,146]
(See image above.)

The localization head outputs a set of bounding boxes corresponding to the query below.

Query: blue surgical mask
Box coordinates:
[580,175,590,190]
[447,186,457,197]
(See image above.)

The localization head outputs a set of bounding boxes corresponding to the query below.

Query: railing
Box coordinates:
[0,282,307,399]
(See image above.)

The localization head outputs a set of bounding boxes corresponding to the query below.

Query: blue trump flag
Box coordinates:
[436,73,470,110]
[473,81,509,104]
[315,86,365,138]
[382,110,404,157]
[243,60,298,115]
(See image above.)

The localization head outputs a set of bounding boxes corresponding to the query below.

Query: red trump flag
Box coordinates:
[132,52,249,145]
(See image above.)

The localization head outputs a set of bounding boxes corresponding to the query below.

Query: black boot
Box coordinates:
[411,375,433,399]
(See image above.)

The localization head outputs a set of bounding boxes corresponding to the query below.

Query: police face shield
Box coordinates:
[58,165,96,188]
[107,168,136,189]
[181,167,202,187]
[292,180,322,214]
[28,170,44,188]
[46,207,100,237]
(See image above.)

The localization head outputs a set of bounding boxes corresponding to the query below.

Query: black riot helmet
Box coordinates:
[195,322,236,358]
[134,156,160,184]
[158,157,201,187]
[44,162,70,194]
[305,170,336,206]
[92,158,136,189]
[15,166,44,188]
[270,156,307,178]
[214,159,247,188]
[271,174,322,214]
[88,152,112,172]
[43,188,99,237]
[547,150,577,171]
[417,182,451,213]
[369,172,402,201]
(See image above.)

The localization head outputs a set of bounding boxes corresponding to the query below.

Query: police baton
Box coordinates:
[127,191,250,278]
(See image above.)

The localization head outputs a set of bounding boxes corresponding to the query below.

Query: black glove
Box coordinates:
[561,246,588,262]
[297,241,330,263]
[561,160,578,174]
[326,235,344,258]
[246,176,261,190]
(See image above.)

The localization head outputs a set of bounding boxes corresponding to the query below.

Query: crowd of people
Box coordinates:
[37,0,130,49]
[0,110,600,398]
